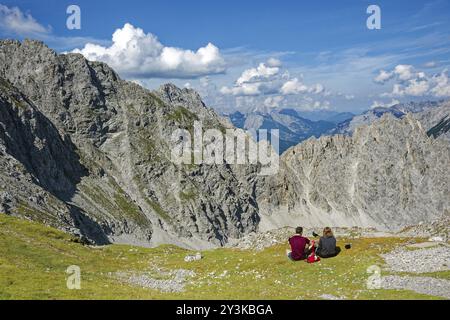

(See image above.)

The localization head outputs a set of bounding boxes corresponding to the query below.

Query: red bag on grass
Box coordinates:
[306,240,320,263]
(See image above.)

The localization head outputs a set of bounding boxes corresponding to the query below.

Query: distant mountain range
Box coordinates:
[225,101,450,154]
[225,109,354,153]
[331,101,446,135]
[296,110,355,123]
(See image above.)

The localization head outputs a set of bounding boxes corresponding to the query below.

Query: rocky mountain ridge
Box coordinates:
[331,101,450,141]
[257,113,450,231]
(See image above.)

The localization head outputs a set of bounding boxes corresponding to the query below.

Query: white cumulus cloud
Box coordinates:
[264,96,284,108]
[220,82,262,96]
[377,64,450,98]
[221,59,328,100]
[374,65,421,85]
[309,83,325,94]
[374,70,394,84]
[403,79,430,96]
[430,71,450,97]
[280,78,308,95]
[370,99,400,109]
[266,57,282,67]
[393,64,415,81]
[0,4,51,36]
[236,62,280,85]
[72,23,226,79]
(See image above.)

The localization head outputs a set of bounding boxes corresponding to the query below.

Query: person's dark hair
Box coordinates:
[323,227,333,238]
[295,227,303,235]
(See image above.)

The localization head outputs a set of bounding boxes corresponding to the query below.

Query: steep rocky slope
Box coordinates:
[0,77,101,242]
[0,39,259,248]
[257,114,450,231]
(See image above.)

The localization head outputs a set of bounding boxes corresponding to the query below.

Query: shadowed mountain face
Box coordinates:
[0,78,86,200]
[0,40,449,248]
[0,77,109,244]
[227,109,336,154]
[427,116,450,140]
[415,102,450,142]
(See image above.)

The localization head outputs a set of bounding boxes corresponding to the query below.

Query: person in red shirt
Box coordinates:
[287,227,311,261]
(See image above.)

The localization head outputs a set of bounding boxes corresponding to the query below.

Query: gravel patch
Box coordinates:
[184,252,202,262]
[406,241,442,249]
[115,268,196,293]
[398,216,450,241]
[382,275,450,299]
[381,245,450,274]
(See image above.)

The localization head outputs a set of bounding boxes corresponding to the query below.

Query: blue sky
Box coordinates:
[1,0,450,113]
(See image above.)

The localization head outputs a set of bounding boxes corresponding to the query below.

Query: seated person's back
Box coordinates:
[288,227,310,260]
[317,227,339,258]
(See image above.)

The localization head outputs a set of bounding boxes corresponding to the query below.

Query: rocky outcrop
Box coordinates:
[257,114,450,231]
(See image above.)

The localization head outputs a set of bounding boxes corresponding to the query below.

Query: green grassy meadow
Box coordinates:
[0,214,446,300]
